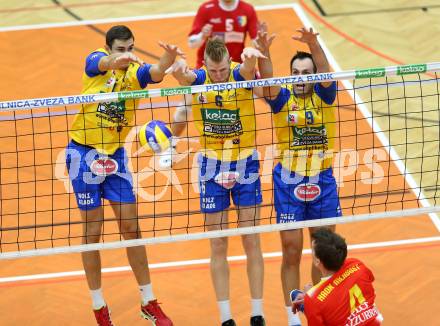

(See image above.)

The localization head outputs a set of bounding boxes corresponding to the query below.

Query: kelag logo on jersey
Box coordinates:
[202,108,239,124]
[237,16,247,27]
[291,125,328,147]
[96,100,128,131]
[201,108,243,136]
[294,183,321,201]
[97,101,126,120]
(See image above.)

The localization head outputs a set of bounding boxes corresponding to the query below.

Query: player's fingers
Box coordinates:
[131,54,144,65]
[165,66,174,74]
[176,47,185,56]
[157,41,169,51]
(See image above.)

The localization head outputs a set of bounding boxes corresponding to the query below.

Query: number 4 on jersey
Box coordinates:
[349,284,367,312]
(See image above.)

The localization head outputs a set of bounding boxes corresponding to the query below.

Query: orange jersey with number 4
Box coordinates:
[304,258,383,326]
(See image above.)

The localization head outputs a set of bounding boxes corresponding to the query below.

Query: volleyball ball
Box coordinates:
[138,120,172,153]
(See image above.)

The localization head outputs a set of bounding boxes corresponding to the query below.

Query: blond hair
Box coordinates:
[204,38,229,63]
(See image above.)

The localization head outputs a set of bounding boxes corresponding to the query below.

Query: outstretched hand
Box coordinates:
[255,30,276,54]
[113,52,145,67]
[292,27,319,44]
[158,41,186,59]
[241,47,267,62]
[165,59,190,75]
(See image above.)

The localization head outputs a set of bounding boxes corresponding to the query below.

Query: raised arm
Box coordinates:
[167,59,197,86]
[239,47,266,81]
[293,27,332,87]
[187,4,212,49]
[255,28,280,99]
[149,41,185,83]
[188,23,213,49]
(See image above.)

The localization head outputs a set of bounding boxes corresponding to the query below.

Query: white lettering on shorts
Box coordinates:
[77,192,95,206]
[202,197,216,209]
[294,183,321,201]
[90,158,118,176]
[279,213,296,223]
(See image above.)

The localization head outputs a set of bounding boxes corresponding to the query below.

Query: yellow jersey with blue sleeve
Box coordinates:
[191,62,256,161]
[69,48,155,155]
[267,82,337,176]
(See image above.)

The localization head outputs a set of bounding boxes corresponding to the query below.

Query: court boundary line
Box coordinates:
[293,3,440,232]
[1,235,439,284]
[0,3,295,32]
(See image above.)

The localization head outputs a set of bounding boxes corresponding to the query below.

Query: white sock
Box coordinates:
[251,298,264,317]
[217,300,232,323]
[90,288,106,310]
[286,306,301,325]
[139,283,155,305]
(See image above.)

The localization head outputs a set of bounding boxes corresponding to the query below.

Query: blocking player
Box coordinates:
[66,25,183,326]
[291,228,383,326]
[161,0,259,168]
[256,27,341,325]
[168,38,266,326]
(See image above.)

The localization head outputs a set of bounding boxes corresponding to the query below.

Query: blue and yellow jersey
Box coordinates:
[266,82,337,176]
[191,62,256,161]
[69,48,155,155]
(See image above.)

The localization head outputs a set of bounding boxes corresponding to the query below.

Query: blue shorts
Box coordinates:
[273,163,342,223]
[66,140,135,210]
[199,152,262,213]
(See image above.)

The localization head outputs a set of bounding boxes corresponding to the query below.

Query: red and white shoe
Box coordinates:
[94,305,114,326]
[141,299,173,326]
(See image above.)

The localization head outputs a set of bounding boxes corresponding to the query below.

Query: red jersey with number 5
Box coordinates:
[189,0,258,68]
[304,258,383,326]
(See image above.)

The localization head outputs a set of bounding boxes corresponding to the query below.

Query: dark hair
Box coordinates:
[311,228,347,271]
[204,37,229,63]
[289,51,317,73]
[106,25,134,48]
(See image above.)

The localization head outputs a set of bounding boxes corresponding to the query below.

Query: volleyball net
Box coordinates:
[1,62,440,259]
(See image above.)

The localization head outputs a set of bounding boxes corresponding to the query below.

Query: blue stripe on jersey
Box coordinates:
[232,65,245,81]
[314,81,337,105]
[192,69,207,85]
[85,52,107,77]
[265,87,290,114]
[137,63,154,88]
